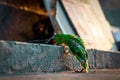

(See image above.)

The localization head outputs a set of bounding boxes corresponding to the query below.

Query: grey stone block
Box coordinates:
[0,40,68,74]
[87,49,96,68]
[87,49,120,69]
[95,50,120,68]
[0,40,120,74]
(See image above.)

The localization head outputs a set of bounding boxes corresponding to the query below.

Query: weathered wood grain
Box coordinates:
[61,0,117,51]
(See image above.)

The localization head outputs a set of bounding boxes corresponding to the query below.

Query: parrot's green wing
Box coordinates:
[71,35,86,49]
[54,34,89,72]
[67,35,88,72]
[67,35,86,59]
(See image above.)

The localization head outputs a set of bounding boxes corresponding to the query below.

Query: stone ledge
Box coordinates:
[88,49,120,68]
[0,40,68,74]
[0,40,120,74]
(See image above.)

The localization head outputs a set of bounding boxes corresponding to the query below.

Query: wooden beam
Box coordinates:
[61,0,117,51]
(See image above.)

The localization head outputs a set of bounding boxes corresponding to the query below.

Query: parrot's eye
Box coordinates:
[55,36,58,40]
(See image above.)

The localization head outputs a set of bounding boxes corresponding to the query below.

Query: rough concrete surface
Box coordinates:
[0,40,120,74]
[88,49,120,69]
[95,50,120,68]
[0,40,68,74]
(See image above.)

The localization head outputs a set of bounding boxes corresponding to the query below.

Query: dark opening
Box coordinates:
[0,0,54,44]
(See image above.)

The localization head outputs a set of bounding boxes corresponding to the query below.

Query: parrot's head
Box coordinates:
[53,34,71,45]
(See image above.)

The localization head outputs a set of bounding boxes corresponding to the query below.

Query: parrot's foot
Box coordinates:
[75,68,86,73]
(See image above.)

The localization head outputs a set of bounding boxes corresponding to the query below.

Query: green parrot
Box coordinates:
[53,34,89,73]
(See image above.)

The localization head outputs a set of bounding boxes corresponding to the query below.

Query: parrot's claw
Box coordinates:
[75,68,86,73]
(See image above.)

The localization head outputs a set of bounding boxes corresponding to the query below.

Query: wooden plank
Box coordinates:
[61,0,117,51]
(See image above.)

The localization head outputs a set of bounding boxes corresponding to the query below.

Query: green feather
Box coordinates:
[54,34,89,72]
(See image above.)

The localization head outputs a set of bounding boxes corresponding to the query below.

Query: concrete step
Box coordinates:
[0,40,120,74]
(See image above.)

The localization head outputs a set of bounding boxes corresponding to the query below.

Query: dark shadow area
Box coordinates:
[0,0,54,44]
[99,0,120,27]
[99,0,120,51]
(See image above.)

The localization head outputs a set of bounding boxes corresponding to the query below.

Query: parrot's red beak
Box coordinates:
[53,40,57,45]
